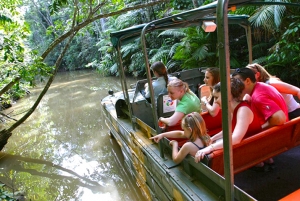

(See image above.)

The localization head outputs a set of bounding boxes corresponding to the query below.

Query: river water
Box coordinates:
[1,70,147,201]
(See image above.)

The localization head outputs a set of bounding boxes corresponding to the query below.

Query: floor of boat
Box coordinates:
[235,145,300,200]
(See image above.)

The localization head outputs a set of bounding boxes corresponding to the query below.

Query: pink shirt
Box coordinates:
[250,82,289,125]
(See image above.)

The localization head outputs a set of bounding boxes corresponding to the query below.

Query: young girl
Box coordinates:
[200,67,220,117]
[158,79,201,127]
[150,112,211,164]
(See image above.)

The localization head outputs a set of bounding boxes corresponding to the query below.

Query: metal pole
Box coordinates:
[240,24,253,64]
[116,44,135,130]
[247,25,253,64]
[141,23,165,159]
[216,0,234,200]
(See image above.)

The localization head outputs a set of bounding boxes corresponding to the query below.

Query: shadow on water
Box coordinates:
[0,70,146,201]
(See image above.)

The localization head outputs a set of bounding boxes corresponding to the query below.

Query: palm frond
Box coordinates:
[250,6,275,28]
[191,45,208,61]
[121,42,139,58]
[0,14,12,25]
[115,10,143,30]
[273,5,286,28]
[166,60,182,71]
[150,49,171,63]
[249,4,286,30]
[169,43,181,58]
[110,63,118,74]
[253,56,268,65]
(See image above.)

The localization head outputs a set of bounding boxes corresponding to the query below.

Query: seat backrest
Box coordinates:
[208,116,300,175]
[157,93,177,118]
[170,68,204,96]
[133,79,148,101]
[201,111,222,136]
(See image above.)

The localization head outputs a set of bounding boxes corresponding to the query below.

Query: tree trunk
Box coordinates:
[0,129,12,151]
[192,0,199,8]
[0,76,21,96]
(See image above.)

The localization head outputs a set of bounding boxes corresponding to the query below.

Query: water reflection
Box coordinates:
[1,70,145,201]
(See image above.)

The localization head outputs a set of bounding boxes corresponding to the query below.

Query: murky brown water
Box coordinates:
[0,70,146,201]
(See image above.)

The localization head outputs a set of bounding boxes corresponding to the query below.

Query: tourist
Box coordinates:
[232,68,288,129]
[144,61,177,101]
[194,78,262,163]
[247,63,300,120]
[199,67,220,117]
[151,112,210,163]
[158,79,201,127]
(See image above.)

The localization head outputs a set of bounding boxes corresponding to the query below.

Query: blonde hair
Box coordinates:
[182,112,210,146]
[167,79,191,93]
[246,63,279,82]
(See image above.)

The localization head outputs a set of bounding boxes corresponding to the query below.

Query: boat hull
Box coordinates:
[102,94,232,201]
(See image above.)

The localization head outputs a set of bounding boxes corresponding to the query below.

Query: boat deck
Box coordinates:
[235,145,300,200]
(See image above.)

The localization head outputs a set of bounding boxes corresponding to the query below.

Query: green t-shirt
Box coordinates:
[176,92,201,114]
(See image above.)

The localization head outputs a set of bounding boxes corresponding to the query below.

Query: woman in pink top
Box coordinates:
[247,63,300,120]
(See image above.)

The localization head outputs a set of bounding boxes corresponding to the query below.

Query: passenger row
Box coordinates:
[149,62,300,173]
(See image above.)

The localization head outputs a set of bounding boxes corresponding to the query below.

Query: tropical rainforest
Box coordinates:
[1,0,300,150]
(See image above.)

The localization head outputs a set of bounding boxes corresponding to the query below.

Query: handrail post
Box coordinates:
[116,44,135,130]
[247,25,253,64]
[141,23,165,159]
[217,0,234,200]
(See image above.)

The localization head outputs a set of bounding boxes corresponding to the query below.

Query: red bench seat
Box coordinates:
[208,116,300,175]
[279,189,300,201]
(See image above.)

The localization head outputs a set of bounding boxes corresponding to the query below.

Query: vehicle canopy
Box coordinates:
[110,0,251,48]
[110,0,255,133]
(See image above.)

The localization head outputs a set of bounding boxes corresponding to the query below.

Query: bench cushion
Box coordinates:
[279,189,300,201]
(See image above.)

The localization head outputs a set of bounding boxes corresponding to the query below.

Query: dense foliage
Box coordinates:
[1,0,299,110]
[0,1,299,108]
[0,0,53,109]
[0,184,16,201]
